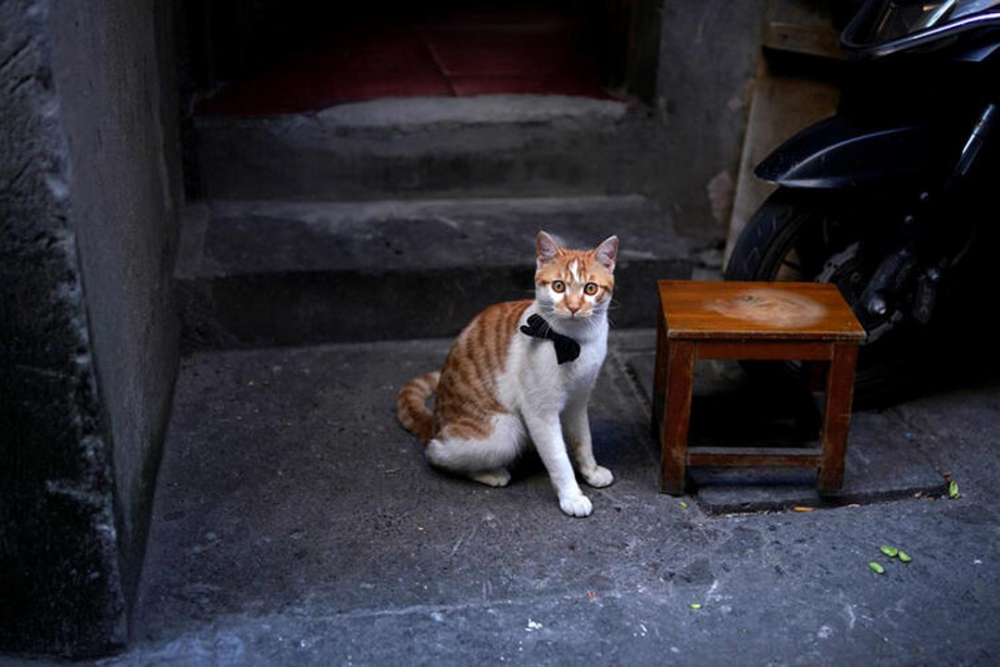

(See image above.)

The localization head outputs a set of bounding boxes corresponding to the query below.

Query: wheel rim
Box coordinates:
[757,206,920,405]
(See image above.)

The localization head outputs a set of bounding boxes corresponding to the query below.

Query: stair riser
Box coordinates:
[179,260,689,351]
[196,113,665,201]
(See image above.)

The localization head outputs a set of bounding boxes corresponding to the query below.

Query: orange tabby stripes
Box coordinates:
[397,300,531,443]
[396,371,440,442]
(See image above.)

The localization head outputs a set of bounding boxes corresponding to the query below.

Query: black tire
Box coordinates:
[725,188,928,407]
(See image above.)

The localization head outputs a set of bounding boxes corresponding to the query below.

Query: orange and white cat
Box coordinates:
[397,231,618,517]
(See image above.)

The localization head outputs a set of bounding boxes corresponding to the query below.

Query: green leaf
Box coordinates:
[869,562,885,575]
[898,551,912,563]
[880,546,899,558]
[948,480,961,499]
[689,603,702,610]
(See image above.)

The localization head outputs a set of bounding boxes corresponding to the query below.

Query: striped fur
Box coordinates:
[433,300,532,441]
[396,371,440,443]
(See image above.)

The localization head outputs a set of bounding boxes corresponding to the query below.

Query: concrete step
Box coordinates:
[176,195,691,350]
[195,96,670,202]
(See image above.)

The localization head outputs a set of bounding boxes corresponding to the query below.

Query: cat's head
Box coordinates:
[534,231,618,322]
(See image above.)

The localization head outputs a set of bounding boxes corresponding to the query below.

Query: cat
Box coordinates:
[397,231,618,517]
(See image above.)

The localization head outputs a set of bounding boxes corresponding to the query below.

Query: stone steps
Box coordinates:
[194,95,670,202]
[176,195,691,350]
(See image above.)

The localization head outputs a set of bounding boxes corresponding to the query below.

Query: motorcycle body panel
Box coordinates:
[754,114,966,191]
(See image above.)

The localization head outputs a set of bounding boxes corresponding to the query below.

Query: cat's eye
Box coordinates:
[584,282,599,296]
[551,280,566,293]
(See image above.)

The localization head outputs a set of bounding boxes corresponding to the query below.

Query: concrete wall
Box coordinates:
[0,0,181,657]
[49,0,183,612]
[656,0,766,242]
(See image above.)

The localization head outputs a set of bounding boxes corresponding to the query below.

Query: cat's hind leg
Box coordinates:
[425,414,526,487]
[470,469,512,488]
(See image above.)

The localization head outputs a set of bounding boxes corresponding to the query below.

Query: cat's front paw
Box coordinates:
[559,494,593,518]
[582,465,614,488]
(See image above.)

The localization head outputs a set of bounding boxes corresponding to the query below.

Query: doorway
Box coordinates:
[190,1,659,116]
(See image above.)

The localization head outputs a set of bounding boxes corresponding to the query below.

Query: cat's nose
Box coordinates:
[567,303,580,314]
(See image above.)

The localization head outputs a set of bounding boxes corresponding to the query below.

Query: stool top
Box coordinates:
[657,280,866,341]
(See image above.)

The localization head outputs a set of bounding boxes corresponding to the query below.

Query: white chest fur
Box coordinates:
[498,306,608,415]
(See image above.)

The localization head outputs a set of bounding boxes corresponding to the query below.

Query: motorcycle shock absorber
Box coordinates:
[861,102,1000,324]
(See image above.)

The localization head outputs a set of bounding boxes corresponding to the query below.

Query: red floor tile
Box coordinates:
[197,8,611,116]
[422,26,578,77]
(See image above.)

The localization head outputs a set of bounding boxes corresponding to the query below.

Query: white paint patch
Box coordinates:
[843,602,857,630]
[817,625,834,639]
[707,170,734,224]
[45,173,69,201]
[434,216,461,230]
[710,288,826,329]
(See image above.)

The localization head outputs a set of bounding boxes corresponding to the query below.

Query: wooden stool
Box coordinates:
[653,280,866,496]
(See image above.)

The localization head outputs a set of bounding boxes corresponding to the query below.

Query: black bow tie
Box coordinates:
[519,314,581,364]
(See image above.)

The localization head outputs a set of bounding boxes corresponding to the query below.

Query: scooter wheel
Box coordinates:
[724,187,928,408]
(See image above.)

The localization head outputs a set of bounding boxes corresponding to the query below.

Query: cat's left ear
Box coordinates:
[594,235,619,272]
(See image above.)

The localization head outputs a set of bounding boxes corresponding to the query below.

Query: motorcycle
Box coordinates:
[725,0,1000,406]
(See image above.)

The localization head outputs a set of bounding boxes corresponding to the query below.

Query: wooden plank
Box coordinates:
[696,340,833,361]
[762,21,844,60]
[723,61,840,266]
[688,447,822,468]
[658,280,866,341]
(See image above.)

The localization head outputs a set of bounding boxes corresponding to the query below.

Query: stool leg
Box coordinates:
[818,343,858,495]
[652,303,669,438]
[660,341,696,495]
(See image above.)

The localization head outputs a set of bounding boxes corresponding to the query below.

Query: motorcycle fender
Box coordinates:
[755,115,952,190]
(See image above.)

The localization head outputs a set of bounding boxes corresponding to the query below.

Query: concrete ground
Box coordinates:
[18,328,991,666]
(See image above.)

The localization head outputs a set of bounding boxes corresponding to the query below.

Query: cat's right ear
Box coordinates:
[536,231,561,269]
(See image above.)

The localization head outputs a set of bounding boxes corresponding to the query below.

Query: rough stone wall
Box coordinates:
[657,0,766,242]
[0,0,126,656]
[48,0,182,614]
[0,0,180,657]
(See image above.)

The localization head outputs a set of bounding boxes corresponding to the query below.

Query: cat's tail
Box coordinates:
[397,371,440,443]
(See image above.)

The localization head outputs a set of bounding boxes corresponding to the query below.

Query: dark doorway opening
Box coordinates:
[190,1,658,116]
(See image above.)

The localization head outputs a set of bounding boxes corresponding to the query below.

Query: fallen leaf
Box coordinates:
[793,506,814,512]
[689,603,702,610]
[880,546,899,558]
[869,562,885,575]
[948,480,961,499]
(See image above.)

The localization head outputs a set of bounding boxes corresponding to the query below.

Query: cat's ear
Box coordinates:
[536,231,561,268]
[594,235,619,272]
